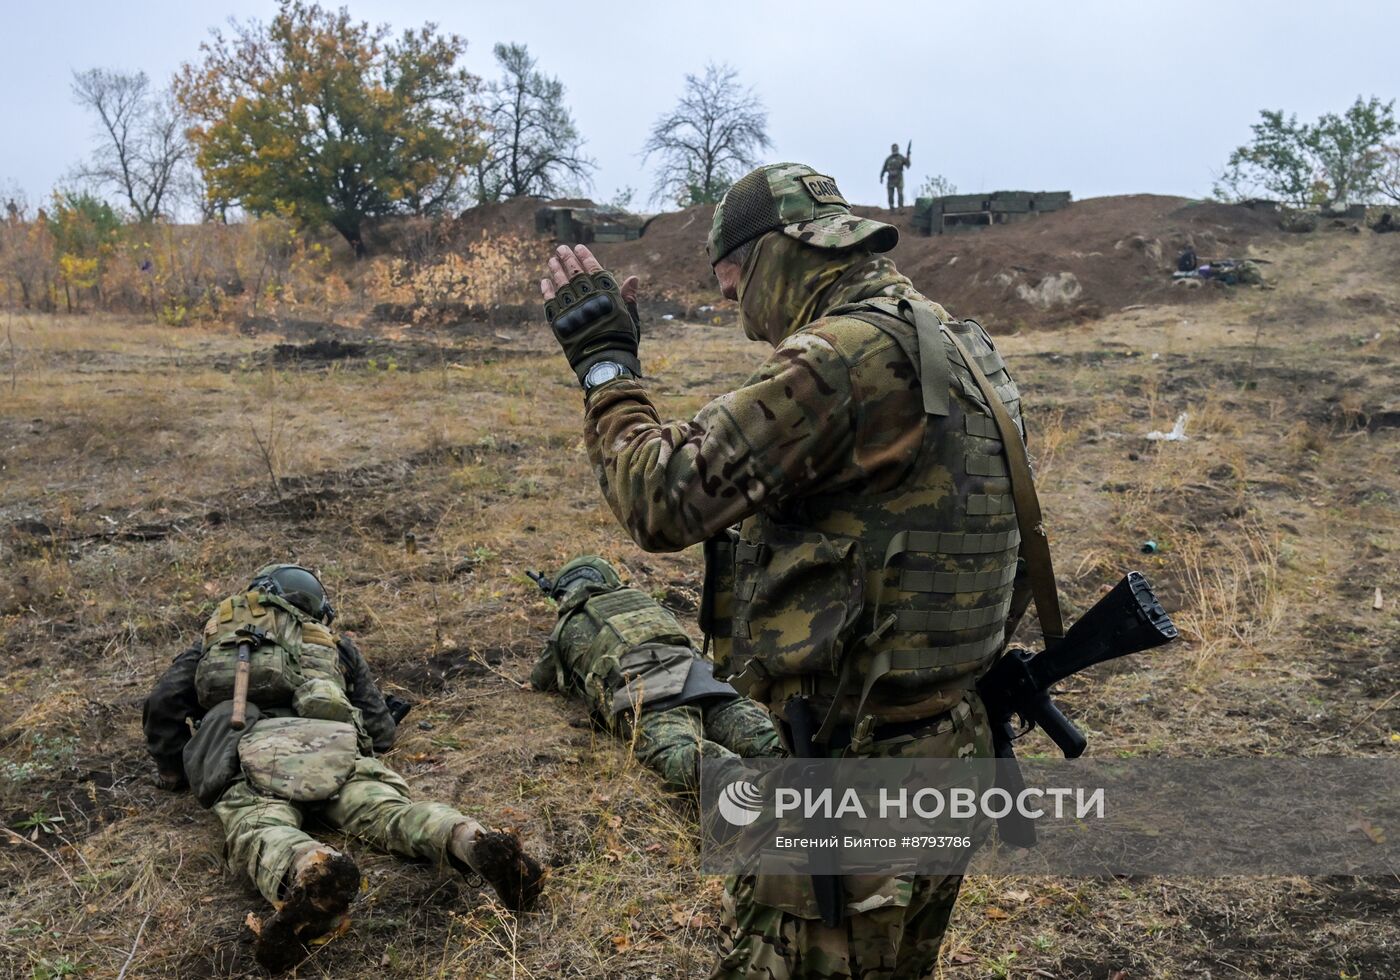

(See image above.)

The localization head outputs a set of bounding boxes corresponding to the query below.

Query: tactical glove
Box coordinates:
[385,694,413,724]
[544,268,640,386]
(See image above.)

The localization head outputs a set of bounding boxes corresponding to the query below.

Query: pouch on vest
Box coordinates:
[730,526,866,693]
[293,622,357,724]
[700,528,738,675]
[612,642,696,716]
[196,592,302,710]
[293,678,353,723]
[238,717,359,803]
[573,588,692,718]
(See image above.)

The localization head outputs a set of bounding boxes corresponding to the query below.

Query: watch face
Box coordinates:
[585,361,624,388]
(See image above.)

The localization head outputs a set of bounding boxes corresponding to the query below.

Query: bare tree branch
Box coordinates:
[642,63,771,207]
[72,68,189,221]
[475,43,594,203]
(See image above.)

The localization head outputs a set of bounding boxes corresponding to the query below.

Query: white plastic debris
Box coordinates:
[661,314,674,320]
[1146,412,1189,442]
[697,305,714,313]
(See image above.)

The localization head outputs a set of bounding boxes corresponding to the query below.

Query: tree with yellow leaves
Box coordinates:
[175,1,484,257]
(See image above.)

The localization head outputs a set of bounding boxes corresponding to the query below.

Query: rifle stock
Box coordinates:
[977,571,1178,844]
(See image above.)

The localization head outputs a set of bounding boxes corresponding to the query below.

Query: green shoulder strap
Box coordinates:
[841,297,950,418]
[943,326,1065,645]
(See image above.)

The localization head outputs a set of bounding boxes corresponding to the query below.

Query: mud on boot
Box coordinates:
[254,847,360,973]
[451,825,545,912]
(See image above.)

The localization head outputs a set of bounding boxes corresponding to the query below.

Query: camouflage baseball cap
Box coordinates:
[707,162,898,265]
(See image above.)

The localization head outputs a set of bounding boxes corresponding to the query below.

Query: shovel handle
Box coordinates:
[230,641,252,730]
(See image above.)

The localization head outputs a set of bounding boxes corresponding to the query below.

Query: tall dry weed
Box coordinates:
[1172,520,1283,669]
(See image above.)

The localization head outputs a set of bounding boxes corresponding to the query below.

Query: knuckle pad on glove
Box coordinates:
[555,294,615,338]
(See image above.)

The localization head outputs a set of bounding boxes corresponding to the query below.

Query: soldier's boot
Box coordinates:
[449,823,545,912]
[254,845,360,973]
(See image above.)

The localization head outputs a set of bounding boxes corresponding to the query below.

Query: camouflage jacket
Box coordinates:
[585,236,1017,918]
[881,153,909,181]
[142,635,396,794]
[584,249,947,554]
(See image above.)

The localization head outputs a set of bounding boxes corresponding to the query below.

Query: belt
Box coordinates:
[822,699,972,753]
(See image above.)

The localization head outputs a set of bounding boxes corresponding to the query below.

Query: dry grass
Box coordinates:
[2,223,1400,978]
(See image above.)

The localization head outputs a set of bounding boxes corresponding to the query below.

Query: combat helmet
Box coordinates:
[550,555,622,600]
[249,563,335,623]
[707,162,898,266]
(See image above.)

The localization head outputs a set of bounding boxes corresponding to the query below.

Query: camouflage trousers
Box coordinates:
[711,692,993,979]
[886,178,905,210]
[714,872,963,980]
[624,697,784,794]
[212,756,479,904]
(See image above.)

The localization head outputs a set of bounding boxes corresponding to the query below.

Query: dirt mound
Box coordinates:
[867,195,1283,327]
[465,193,1286,329]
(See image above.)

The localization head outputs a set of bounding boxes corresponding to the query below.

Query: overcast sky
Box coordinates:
[3,0,1398,210]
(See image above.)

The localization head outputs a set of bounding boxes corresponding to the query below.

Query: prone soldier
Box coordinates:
[529,555,783,793]
[142,563,544,972]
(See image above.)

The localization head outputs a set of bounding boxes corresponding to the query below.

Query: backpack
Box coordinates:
[196,590,357,727]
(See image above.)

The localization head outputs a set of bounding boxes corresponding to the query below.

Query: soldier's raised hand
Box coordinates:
[540,244,642,388]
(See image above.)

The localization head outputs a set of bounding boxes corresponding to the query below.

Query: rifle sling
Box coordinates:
[943,328,1065,646]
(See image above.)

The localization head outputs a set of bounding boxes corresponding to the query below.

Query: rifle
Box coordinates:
[976,571,1178,845]
[784,696,845,928]
[229,624,268,731]
[905,140,912,166]
[525,570,554,595]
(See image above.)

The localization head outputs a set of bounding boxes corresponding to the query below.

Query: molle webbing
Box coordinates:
[881,633,1006,672]
[898,560,1019,594]
[967,494,1015,516]
[965,413,1022,441]
[944,327,1065,643]
[893,598,1013,633]
[585,588,689,648]
[885,528,1020,558]
[965,454,1010,478]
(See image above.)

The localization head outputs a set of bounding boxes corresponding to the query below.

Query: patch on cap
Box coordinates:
[799,174,847,207]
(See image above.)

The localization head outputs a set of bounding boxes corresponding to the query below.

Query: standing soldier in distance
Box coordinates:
[538,162,1026,977]
[880,142,911,209]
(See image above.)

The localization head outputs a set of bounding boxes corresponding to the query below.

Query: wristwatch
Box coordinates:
[582,360,634,391]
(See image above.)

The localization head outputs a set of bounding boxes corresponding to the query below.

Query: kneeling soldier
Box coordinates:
[143,563,543,972]
[530,555,783,792]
